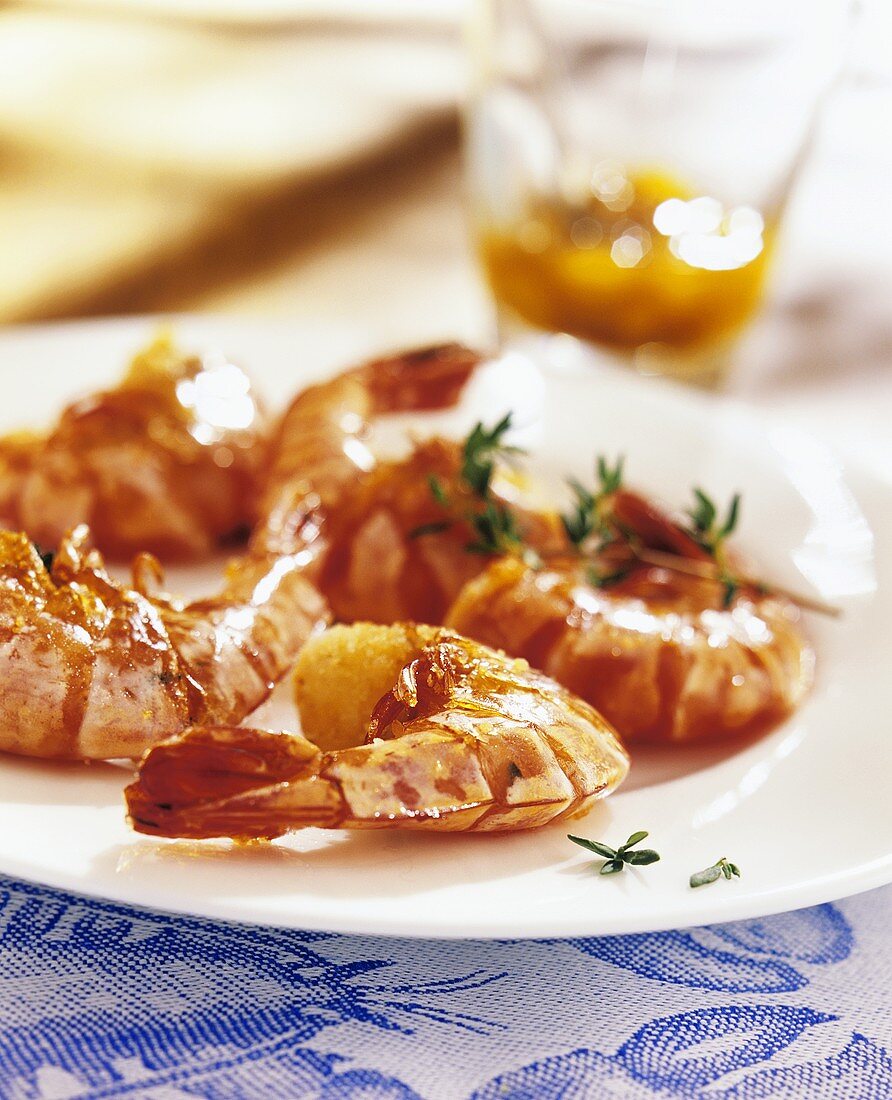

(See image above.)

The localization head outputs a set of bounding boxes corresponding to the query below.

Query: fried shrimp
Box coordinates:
[125,623,629,839]
[316,438,564,624]
[255,343,481,556]
[257,341,533,622]
[0,334,268,561]
[0,524,325,761]
[447,490,813,745]
[283,358,564,624]
[0,343,481,761]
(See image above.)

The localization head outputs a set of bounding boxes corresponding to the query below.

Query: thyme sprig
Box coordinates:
[687,488,741,553]
[414,413,538,563]
[690,857,741,889]
[561,456,632,588]
[568,830,661,875]
[625,460,838,615]
[562,480,599,547]
[460,413,523,496]
[466,501,523,557]
[415,426,839,617]
[561,455,625,551]
[685,488,742,607]
[628,546,841,618]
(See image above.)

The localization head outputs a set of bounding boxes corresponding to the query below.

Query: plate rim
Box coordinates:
[0,837,889,940]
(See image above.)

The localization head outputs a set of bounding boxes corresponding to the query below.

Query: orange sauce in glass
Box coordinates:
[478,170,775,353]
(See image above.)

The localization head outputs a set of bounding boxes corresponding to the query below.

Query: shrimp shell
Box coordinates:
[446,554,813,745]
[256,342,481,555]
[0,526,325,760]
[125,624,629,838]
[315,438,564,625]
[0,334,268,561]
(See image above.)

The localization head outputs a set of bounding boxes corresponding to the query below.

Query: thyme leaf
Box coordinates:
[568,830,660,875]
[567,836,617,860]
[690,857,741,888]
[597,455,625,495]
[687,488,741,556]
[685,488,744,606]
[688,487,717,537]
[421,413,539,564]
[561,479,598,547]
[465,501,523,556]
[720,574,739,608]
[427,474,451,507]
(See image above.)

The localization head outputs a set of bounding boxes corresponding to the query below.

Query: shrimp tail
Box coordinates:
[254,344,482,559]
[355,343,481,414]
[126,724,498,840]
[126,727,337,840]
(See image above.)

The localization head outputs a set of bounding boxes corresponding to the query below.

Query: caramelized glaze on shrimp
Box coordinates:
[447,490,813,744]
[0,343,481,760]
[255,343,481,554]
[276,344,560,622]
[0,335,268,561]
[0,525,324,760]
[317,438,564,624]
[126,623,629,838]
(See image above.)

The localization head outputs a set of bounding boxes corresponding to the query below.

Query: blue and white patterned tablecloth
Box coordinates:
[2,874,890,1099]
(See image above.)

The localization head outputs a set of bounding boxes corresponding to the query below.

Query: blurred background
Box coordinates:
[0,0,889,392]
[0,1,480,348]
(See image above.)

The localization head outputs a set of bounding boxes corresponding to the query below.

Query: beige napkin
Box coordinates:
[27,1,463,28]
[0,5,463,322]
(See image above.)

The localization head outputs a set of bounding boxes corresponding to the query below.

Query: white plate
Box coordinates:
[0,316,888,939]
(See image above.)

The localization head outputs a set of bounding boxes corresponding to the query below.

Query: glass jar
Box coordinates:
[465,0,852,383]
